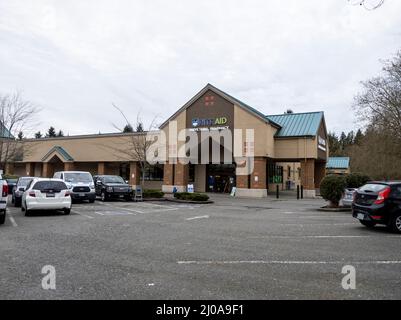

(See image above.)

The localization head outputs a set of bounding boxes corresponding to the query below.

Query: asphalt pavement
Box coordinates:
[1,194,401,300]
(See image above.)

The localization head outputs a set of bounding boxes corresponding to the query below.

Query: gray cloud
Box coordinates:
[0,0,400,136]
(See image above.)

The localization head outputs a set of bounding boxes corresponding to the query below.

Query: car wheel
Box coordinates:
[64,208,71,215]
[89,198,95,203]
[101,192,107,202]
[14,198,21,207]
[24,202,31,216]
[124,195,131,202]
[390,213,401,233]
[0,211,5,225]
[360,220,376,228]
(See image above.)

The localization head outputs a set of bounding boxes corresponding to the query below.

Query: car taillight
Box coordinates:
[2,184,8,197]
[65,191,71,197]
[374,187,391,204]
[28,191,36,197]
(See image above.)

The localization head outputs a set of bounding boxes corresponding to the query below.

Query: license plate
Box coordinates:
[357,213,365,220]
[46,193,55,198]
[79,193,85,197]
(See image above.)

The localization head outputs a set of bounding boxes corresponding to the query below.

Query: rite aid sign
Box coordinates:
[192,117,227,127]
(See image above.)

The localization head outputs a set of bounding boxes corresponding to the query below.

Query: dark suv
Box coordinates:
[93,175,132,202]
[352,181,401,233]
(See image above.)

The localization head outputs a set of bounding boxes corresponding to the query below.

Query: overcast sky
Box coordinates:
[0,0,400,137]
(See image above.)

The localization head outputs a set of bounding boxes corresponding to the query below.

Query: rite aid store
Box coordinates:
[8,84,328,198]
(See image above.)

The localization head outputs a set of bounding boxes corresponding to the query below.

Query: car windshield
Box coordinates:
[103,176,125,184]
[17,178,33,187]
[32,181,67,192]
[64,172,92,183]
[359,184,388,193]
[7,179,17,183]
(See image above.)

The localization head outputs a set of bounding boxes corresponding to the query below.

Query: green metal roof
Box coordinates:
[41,146,74,162]
[326,157,350,169]
[266,112,324,137]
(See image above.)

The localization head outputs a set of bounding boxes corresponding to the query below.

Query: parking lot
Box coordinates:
[1,194,401,300]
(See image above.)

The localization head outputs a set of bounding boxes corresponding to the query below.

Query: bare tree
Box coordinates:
[350,51,401,179]
[348,0,385,10]
[111,103,160,187]
[0,92,40,173]
[354,51,401,147]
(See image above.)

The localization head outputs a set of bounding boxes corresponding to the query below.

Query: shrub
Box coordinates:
[2,174,19,180]
[320,175,347,207]
[143,189,164,198]
[345,173,371,189]
[174,192,209,202]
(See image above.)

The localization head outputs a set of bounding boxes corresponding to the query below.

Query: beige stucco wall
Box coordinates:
[20,133,157,163]
[162,109,187,160]
[233,105,277,158]
[274,137,318,160]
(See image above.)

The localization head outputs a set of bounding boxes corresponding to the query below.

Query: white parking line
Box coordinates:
[9,215,18,227]
[177,260,401,265]
[71,210,94,219]
[247,235,401,239]
[186,215,209,221]
[282,223,356,226]
[99,203,145,214]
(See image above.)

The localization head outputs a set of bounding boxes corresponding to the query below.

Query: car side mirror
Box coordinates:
[96,181,102,185]
[19,187,25,191]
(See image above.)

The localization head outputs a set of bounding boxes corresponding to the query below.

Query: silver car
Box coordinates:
[342,188,357,207]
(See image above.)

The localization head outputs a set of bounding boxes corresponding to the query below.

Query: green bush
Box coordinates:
[345,173,371,189]
[320,175,347,207]
[2,174,19,180]
[174,192,209,202]
[143,189,165,198]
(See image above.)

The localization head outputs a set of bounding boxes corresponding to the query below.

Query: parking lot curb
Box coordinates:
[165,198,214,204]
[317,206,351,212]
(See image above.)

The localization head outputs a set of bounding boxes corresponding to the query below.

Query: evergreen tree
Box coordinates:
[46,127,56,138]
[123,124,134,133]
[34,131,42,139]
[136,122,144,132]
[354,129,364,145]
[17,131,23,140]
[57,130,64,137]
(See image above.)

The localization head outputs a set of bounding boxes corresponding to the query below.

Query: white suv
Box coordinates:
[53,171,96,203]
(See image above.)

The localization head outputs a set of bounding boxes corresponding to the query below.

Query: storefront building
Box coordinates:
[7,84,328,198]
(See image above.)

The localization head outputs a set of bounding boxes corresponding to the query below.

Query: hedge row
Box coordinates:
[143,189,165,198]
[174,192,209,202]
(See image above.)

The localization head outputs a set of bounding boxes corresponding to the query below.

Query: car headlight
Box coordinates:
[107,186,113,192]
[89,183,95,189]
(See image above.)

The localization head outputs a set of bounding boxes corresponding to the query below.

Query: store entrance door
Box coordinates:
[206,164,236,193]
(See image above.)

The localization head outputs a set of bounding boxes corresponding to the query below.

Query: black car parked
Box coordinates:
[352,181,401,233]
[93,175,132,201]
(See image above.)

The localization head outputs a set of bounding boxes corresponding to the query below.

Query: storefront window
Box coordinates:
[268,163,283,184]
[142,164,164,181]
[189,164,195,183]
